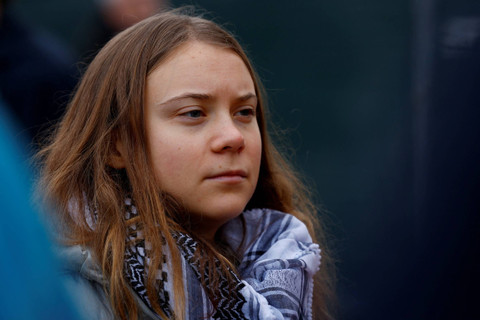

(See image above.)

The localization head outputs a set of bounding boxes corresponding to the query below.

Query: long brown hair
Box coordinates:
[37,8,335,320]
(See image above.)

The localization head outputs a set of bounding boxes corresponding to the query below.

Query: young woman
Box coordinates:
[38,9,335,320]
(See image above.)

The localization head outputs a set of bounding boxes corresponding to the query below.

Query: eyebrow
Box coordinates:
[157,92,257,106]
[236,92,257,103]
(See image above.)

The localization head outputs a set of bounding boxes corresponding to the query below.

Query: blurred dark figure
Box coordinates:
[0,0,77,147]
[80,0,169,62]
[412,3,480,318]
[0,98,85,320]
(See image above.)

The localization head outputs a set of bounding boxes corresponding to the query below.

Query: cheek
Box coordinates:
[250,131,263,163]
[247,132,263,182]
[251,144,262,168]
[149,134,177,178]
[150,138,199,186]
[152,147,182,178]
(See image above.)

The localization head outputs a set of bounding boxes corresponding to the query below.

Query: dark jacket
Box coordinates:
[60,245,160,320]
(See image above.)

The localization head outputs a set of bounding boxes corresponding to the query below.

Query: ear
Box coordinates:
[108,139,127,169]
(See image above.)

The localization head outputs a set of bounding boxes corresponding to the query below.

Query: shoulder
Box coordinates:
[59,245,103,281]
[57,245,114,319]
[58,246,160,320]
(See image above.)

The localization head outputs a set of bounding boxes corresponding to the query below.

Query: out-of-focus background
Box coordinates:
[1,0,479,319]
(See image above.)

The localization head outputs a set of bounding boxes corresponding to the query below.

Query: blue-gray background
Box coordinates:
[6,0,480,319]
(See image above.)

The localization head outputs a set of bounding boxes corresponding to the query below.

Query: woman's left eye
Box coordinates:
[235,108,255,118]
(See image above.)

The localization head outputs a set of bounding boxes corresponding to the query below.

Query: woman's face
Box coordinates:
[144,41,262,239]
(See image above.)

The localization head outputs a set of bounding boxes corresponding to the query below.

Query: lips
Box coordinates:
[206,169,247,182]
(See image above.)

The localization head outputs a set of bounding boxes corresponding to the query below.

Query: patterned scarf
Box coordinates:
[123,198,321,319]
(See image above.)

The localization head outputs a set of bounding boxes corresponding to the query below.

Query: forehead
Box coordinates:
[145,41,255,101]
[154,40,247,69]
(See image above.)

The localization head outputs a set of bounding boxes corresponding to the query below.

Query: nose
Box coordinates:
[211,118,245,153]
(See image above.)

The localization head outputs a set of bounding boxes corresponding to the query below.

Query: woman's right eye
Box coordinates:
[179,109,205,119]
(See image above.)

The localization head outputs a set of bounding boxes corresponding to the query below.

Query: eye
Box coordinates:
[179,109,205,119]
[234,107,256,122]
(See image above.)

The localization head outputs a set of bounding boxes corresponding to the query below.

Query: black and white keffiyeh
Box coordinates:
[123,198,321,320]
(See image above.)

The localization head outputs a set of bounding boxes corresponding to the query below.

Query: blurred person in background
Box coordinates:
[0,0,78,147]
[81,0,169,61]
[0,97,85,320]
[0,0,168,147]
